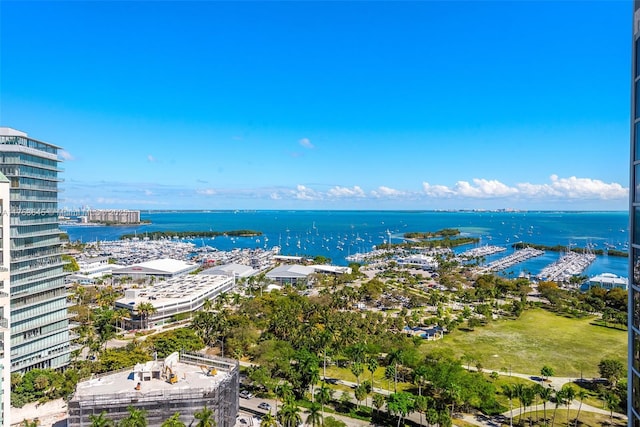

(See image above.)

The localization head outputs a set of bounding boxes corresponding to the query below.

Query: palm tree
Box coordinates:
[372,393,385,415]
[387,349,403,392]
[551,389,565,427]
[520,386,534,427]
[603,391,620,426]
[513,383,525,421]
[278,403,302,427]
[563,386,576,427]
[136,302,157,329]
[502,384,515,427]
[574,389,588,427]
[194,406,216,427]
[260,413,278,427]
[315,381,333,420]
[354,384,368,410]
[21,420,39,427]
[89,411,113,427]
[305,402,322,427]
[119,406,147,427]
[538,386,553,425]
[367,356,379,391]
[161,413,185,427]
[351,362,364,386]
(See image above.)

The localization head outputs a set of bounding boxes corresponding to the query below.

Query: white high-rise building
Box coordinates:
[0,172,11,427]
[0,128,70,374]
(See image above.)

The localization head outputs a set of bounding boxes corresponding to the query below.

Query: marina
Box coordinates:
[63,210,630,279]
[478,247,545,273]
[536,250,597,282]
[459,245,506,259]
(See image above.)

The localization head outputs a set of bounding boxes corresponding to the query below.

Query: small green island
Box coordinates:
[119,230,262,240]
[377,228,478,249]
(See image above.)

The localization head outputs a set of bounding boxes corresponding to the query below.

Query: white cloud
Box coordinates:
[59,150,74,161]
[371,186,406,198]
[454,179,519,198]
[144,189,154,196]
[293,185,321,200]
[196,189,216,196]
[147,154,157,162]
[422,182,455,197]
[422,175,627,201]
[327,186,365,198]
[299,138,314,149]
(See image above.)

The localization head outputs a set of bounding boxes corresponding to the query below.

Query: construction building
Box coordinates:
[68,352,239,427]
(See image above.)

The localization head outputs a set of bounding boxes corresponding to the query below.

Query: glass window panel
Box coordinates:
[635,208,640,244]
[635,330,640,373]
[635,372,640,416]
[636,122,640,161]
[636,37,640,78]
[636,79,640,119]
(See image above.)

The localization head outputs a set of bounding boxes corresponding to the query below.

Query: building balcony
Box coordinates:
[11,229,61,239]
[0,317,8,329]
[11,269,67,288]
[11,248,63,262]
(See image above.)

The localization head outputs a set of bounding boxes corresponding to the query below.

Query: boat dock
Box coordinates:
[478,247,545,273]
[459,245,506,258]
[536,251,596,282]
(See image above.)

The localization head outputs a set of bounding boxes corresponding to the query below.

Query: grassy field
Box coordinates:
[425,308,627,378]
[510,409,625,427]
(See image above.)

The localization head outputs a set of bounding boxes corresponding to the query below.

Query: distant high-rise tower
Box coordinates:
[0,128,70,373]
[631,2,640,424]
[0,173,10,427]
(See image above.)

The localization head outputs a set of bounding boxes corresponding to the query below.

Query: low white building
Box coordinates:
[581,273,628,291]
[115,273,235,329]
[112,258,198,280]
[396,254,438,270]
[266,265,316,286]
[202,263,257,279]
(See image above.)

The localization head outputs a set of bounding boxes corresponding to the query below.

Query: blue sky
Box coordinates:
[0,1,631,210]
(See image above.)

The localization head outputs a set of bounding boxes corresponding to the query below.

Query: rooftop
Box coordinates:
[113,258,198,274]
[116,273,234,309]
[71,353,235,404]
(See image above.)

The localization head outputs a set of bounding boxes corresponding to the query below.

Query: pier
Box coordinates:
[459,245,506,258]
[478,247,545,273]
[536,251,596,282]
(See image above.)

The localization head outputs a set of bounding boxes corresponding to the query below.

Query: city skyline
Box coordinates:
[0,1,630,210]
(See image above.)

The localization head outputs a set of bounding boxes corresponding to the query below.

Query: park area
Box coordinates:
[426,308,627,378]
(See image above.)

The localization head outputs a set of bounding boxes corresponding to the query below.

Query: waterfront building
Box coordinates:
[581,273,628,292]
[111,258,199,280]
[114,273,235,329]
[86,209,141,224]
[0,128,71,373]
[68,352,239,427]
[0,173,11,427]
[201,263,257,279]
[633,3,640,424]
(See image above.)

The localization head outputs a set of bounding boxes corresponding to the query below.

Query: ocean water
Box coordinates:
[62,210,630,278]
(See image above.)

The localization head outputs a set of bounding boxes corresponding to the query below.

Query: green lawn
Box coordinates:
[426,308,627,378]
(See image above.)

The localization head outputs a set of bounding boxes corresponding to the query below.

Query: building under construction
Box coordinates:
[68,352,239,427]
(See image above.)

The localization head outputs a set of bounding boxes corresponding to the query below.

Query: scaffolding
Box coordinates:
[68,352,239,427]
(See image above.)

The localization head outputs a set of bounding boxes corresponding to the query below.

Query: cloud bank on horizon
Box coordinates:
[62,174,628,211]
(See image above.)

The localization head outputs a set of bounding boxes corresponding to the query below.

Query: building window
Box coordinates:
[635,209,640,244]
[635,330,640,373]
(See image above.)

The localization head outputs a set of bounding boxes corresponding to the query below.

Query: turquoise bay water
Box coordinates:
[62,210,630,278]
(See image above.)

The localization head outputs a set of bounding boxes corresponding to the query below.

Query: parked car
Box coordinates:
[239,390,254,399]
[258,402,271,411]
